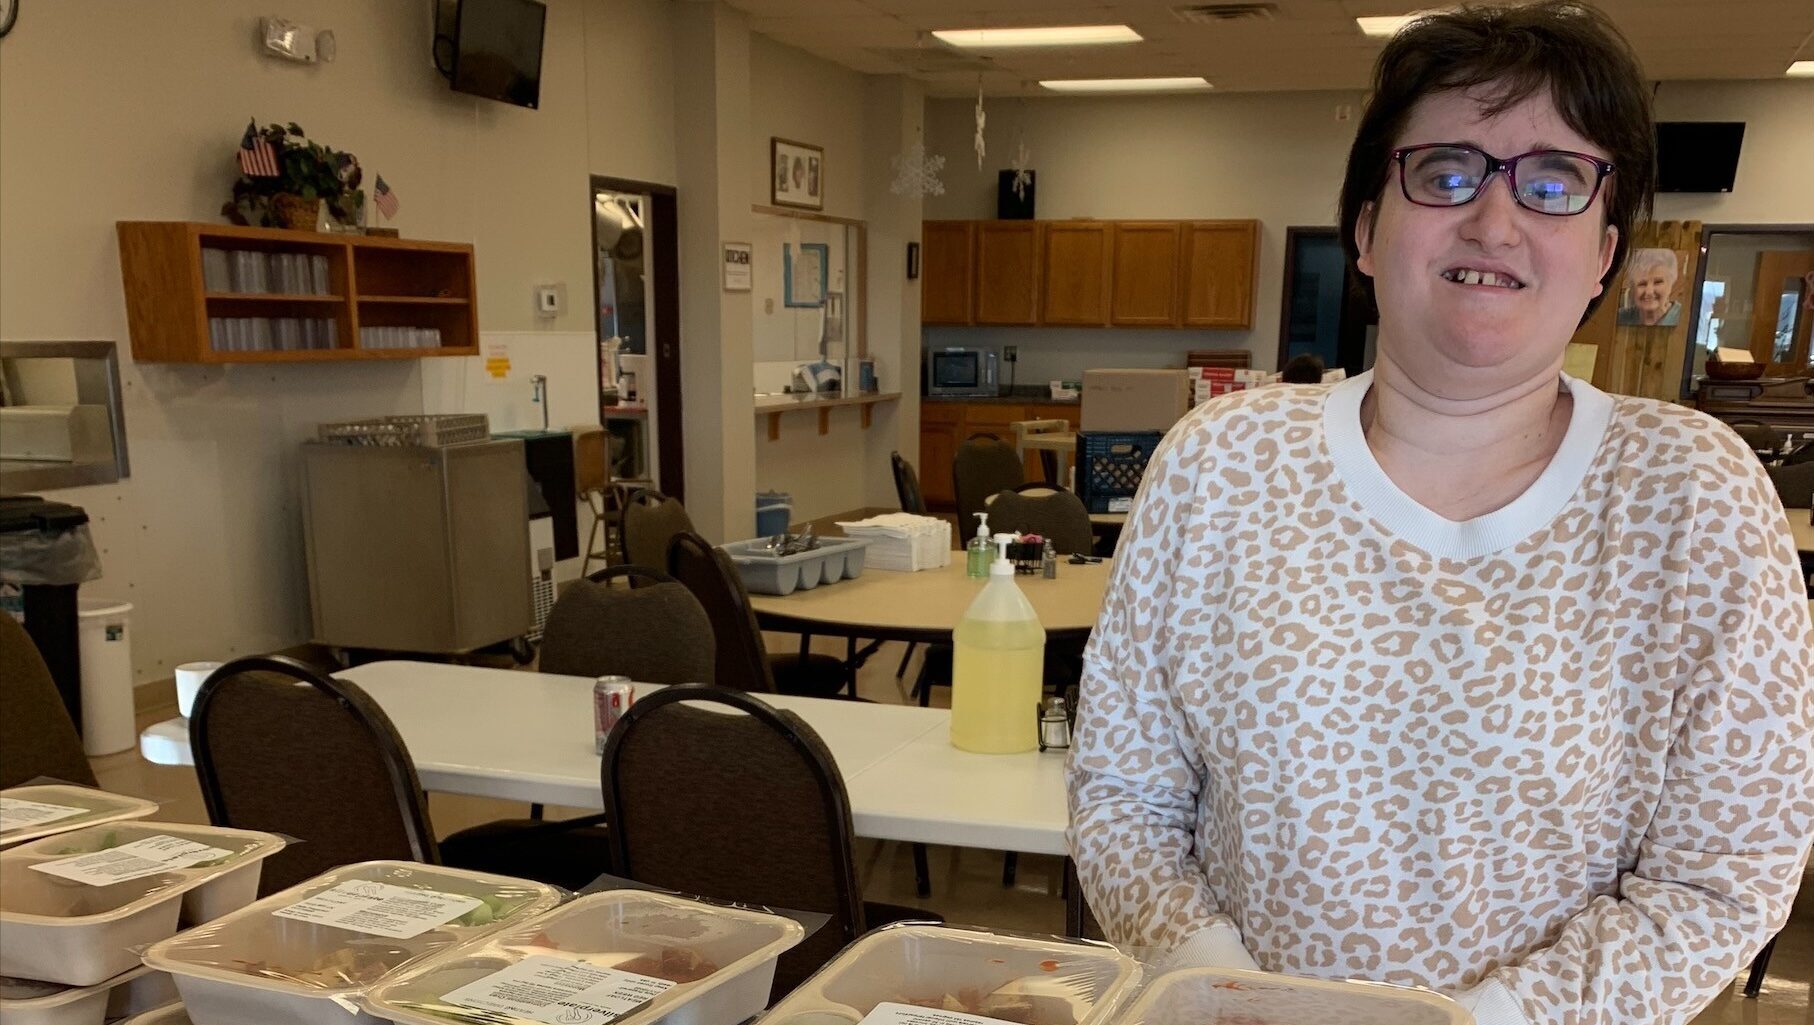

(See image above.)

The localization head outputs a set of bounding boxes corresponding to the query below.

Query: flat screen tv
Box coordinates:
[1655,121,1744,193]
[447,0,546,109]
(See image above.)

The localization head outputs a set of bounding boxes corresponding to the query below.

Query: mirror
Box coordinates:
[0,341,130,493]
[751,210,864,372]
[1685,228,1814,387]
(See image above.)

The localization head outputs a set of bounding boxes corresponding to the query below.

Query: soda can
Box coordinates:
[593,676,635,754]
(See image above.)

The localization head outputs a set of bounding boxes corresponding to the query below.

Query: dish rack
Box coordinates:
[317,414,490,447]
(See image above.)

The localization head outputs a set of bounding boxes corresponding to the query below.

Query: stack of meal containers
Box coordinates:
[0,810,286,1025]
[0,785,160,849]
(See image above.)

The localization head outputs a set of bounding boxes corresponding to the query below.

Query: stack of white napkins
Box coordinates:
[836,513,952,572]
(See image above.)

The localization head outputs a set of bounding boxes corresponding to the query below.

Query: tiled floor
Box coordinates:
[93,636,1809,1023]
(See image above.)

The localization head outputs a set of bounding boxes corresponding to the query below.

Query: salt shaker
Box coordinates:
[1038,694,1071,752]
[1041,540,1058,579]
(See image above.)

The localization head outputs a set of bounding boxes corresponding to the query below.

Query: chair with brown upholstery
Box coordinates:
[601,684,936,999]
[984,484,1095,555]
[1767,460,1814,509]
[620,489,696,573]
[538,565,714,684]
[953,435,1025,538]
[666,532,848,698]
[0,613,97,789]
[192,655,608,892]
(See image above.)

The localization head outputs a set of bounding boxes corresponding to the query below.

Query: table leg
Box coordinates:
[913,843,931,898]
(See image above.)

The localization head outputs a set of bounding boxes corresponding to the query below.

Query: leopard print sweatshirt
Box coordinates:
[1067,371,1814,1025]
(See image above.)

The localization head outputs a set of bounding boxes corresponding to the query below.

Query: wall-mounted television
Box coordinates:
[434,0,547,110]
[1655,121,1744,193]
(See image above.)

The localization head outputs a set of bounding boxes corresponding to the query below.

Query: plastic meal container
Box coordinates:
[0,822,287,987]
[365,889,806,1025]
[143,860,563,1025]
[759,923,1143,1025]
[720,537,869,596]
[0,785,159,848]
[0,966,179,1025]
[1111,967,1472,1025]
[116,1003,193,1025]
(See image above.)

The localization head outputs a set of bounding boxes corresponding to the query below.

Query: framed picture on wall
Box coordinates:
[785,242,828,307]
[772,137,825,210]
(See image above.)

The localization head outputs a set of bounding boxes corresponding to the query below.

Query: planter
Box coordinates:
[271,194,321,231]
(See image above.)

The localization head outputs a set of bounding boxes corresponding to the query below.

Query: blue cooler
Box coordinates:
[755,491,793,536]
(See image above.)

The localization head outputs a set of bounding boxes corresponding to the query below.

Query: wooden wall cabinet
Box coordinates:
[1180,220,1259,329]
[974,222,1041,326]
[1041,222,1111,326]
[117,222,480,364]
[1111,222,1183,326]
[920,220,975,325]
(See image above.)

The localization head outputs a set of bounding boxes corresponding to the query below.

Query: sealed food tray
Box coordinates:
[0,823,287,987]
[0,966,179,1025]
[1,785,160,848]
[1114,967,1470,1025]
[1075,432,1163,514]
[117,1003,193,1025]
[759,923,1142,1025]
[143,860,562,1025]
[318,415,490,448]
[720,537,870,596]
[366,889,807,1025]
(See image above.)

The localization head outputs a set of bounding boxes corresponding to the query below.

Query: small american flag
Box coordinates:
[237,120,278,178]
[373,176,400,219]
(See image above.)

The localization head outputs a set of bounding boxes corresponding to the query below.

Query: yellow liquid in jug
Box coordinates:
[949,618,1045,754]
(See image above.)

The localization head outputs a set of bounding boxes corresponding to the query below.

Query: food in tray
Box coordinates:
[232,941,415,988]
[614,946,721,984]
[902,986,1075,1025]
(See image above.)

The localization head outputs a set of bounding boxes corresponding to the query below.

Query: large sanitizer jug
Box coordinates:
[950,537,1047,753]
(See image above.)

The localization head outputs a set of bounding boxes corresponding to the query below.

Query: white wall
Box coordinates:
[0,0,677,682]
[923,78,1814,379]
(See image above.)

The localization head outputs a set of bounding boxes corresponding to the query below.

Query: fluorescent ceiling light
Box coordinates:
[933,25,1141,48]
[1788,60,1814,77]
[1040,77,1212,93]
[1356,14,1420,37]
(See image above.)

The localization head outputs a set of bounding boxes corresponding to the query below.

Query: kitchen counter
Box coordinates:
[924,389,1078,405]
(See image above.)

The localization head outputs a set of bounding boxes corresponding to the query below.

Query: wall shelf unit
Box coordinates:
[117,222,481,363]
[756,392,900,439]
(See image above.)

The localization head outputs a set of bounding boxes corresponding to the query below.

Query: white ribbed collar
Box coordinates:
[1321,369,1615,560]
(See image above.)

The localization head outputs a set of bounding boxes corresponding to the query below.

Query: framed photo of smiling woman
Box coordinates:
[771,138,825,210]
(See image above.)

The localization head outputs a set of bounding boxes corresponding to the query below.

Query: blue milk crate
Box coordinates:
[1075,431,1164,513]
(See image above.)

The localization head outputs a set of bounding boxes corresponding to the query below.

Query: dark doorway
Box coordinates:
[591,175,684,502]
[1279,227,1376,379]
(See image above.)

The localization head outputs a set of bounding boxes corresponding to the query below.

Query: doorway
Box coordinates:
[591,176,684,502]
[1278,227,1376,378]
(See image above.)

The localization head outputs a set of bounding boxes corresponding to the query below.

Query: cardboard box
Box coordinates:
[1082,369,1192,432]
[1190,367,1270,404]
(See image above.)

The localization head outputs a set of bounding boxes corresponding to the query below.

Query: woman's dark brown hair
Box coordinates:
[1338,1,1655,322]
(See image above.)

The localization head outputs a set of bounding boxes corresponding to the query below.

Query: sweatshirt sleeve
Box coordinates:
[1477,462,1814,1025]
[1066,419,1248,959]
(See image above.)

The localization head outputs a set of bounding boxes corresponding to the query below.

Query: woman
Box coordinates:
[1067,4,1814,1024]
[1618,247,1683,326]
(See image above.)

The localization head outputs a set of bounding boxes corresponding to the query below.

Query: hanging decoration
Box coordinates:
[1009,138,1032,201]
[890,140,946,198]
[973,81,988,169]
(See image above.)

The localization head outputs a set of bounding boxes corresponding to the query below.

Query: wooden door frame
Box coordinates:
[592,175,684,502]
[1678,223,1814,401]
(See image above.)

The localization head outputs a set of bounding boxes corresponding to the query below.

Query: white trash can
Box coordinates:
[76,598,136,756]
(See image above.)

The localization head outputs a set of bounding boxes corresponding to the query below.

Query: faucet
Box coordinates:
[531,375,549,431]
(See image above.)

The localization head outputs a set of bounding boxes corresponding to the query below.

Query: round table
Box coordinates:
[749,558,1111,643]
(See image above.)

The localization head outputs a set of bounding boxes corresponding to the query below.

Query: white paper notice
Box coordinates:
[272,880,484,939]
[0,798,87,833]
[442,955,677,1025]
[30,834,233,886]
[857,1001,1017,1025]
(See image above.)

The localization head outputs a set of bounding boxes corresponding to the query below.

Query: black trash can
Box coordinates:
[0,496,102,728]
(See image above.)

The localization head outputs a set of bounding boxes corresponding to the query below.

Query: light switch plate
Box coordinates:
[534,284,565,318]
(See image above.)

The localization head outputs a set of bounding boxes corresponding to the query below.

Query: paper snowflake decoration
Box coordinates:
[1009,139,1032,200]
[974,87,988,169]
[890,143,947,197]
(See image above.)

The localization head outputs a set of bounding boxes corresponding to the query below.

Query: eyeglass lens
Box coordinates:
[1402,145,1602,215]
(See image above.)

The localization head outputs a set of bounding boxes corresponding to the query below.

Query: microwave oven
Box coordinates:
[925,346,1000,397]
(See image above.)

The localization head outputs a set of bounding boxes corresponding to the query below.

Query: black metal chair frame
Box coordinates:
[599,684,868,949]
[190,654,441,865]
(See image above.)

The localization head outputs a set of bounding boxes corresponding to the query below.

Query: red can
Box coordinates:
[593,676,634,753]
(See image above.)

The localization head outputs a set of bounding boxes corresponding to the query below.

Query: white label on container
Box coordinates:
[858,1002,1020,1025]
[441,955,677,1025]
[271,880,484,939]
[0,798,87,833]
[29,834,233,886]
[1107,497,1132,513]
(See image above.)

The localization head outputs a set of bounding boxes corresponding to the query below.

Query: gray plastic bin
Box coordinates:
[720,538,869,596]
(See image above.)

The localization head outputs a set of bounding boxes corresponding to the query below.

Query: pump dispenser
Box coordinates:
[965,512,993,578]
[950,535,1047,753]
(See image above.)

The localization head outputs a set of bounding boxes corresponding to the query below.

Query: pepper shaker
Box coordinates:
[1041,540,1058,579]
